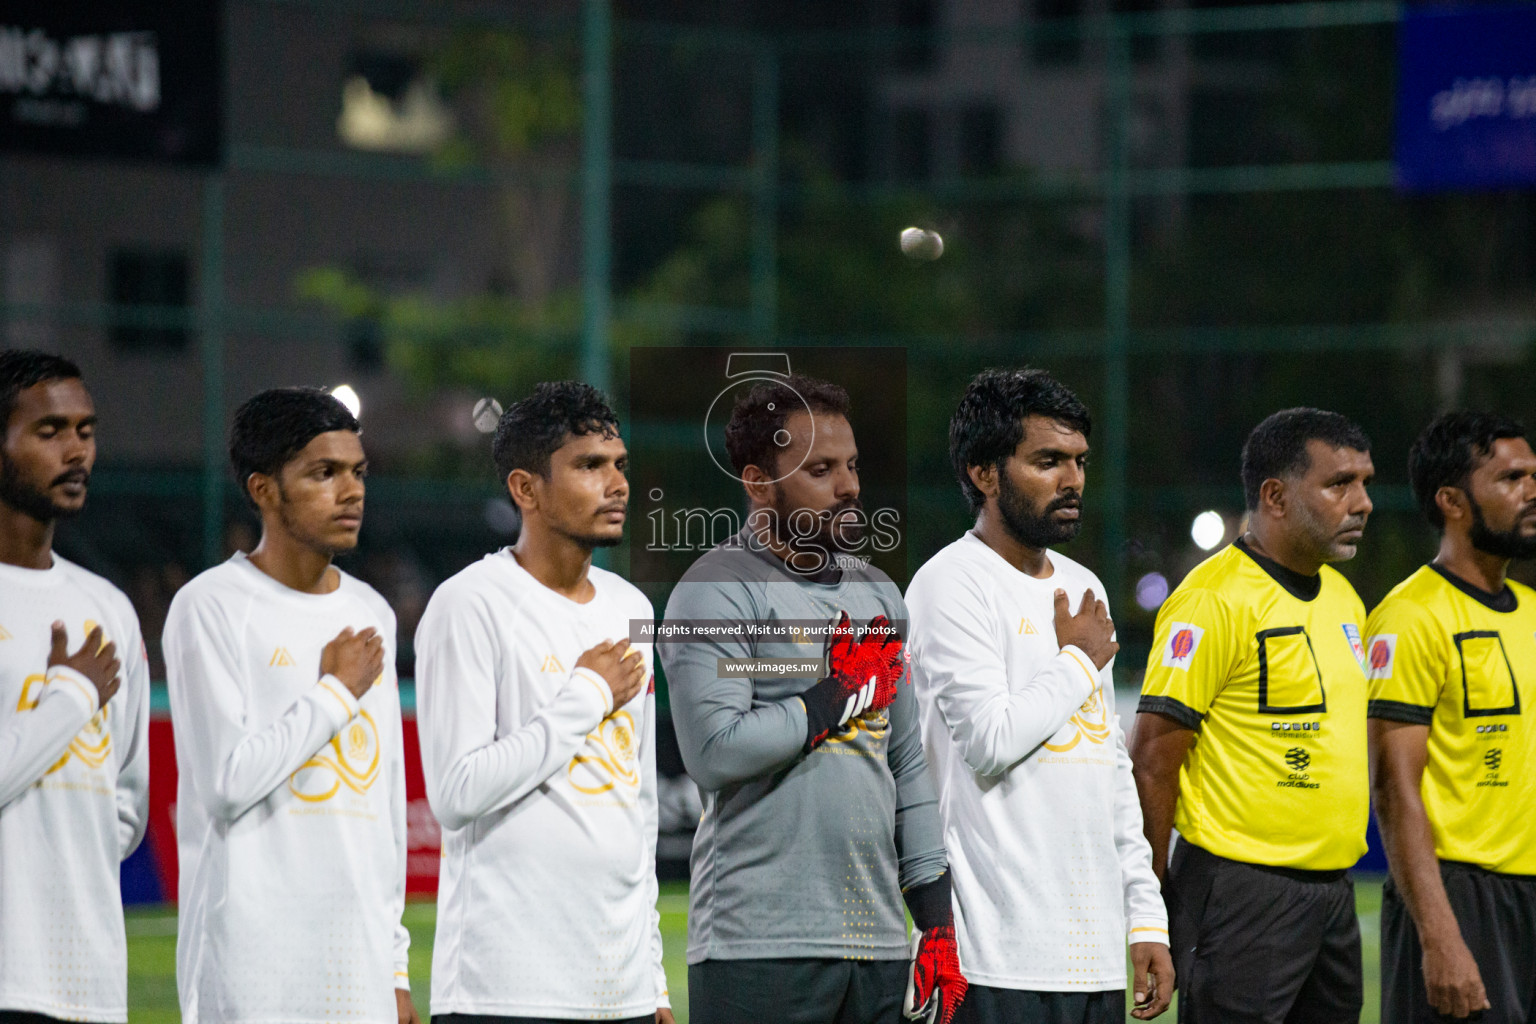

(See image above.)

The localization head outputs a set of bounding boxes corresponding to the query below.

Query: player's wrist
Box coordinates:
[44,664,101,712]
[1417,922,1467,952]
[569,666,616,717]
[1056,646,1101,690]
[801,676,840,751]
[315,673,362,722]
[903,871,954,932]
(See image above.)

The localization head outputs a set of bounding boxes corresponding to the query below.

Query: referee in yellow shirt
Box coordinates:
[1368,411,1536,1024]
[1130,408,1375,1024]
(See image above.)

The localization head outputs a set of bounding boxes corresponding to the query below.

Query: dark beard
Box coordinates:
[1469,498,1536,560]
[998,471,1081,549]
[0,459,86,523]
[768,487,864,553]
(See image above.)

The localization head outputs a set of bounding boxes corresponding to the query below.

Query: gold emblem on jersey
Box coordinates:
[1041,685,1112,752]
[270,647,297,667]
[541,655,566,673]
[288,710,382,802]
[824,707,891,747]
[15,618,117,774]
[16,675,113,771]
[1018,617,1039,635]
[0,623,12,641]
[569,710,640,794]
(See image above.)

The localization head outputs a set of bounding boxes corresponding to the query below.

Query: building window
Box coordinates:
[108,249,189,352]
[1033,0,1085,66]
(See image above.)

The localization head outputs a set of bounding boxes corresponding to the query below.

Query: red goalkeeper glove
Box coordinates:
[802,611,904,751]
[904,874,968,1024]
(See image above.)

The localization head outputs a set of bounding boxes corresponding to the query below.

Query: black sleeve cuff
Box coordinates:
[1137,695,1204,732]
[903,872,953,932]
[1368,699,1435,725]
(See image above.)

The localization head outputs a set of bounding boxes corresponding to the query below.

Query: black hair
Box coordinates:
[1408,410,1527,530]
[1240,407,1372,511]
[949,368,1092,515]
[228,387,360,505]
[0,349,82,429]
[724,373,851,478]
[492,381,620,481]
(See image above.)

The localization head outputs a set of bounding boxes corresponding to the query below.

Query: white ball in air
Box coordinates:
[899,227,944,261]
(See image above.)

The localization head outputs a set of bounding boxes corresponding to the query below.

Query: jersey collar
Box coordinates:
[1234,536,1322,602]
[1428,562,1518,613]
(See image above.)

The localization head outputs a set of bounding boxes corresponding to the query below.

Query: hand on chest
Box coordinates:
[3,605,122,779]
[244,609,392,719]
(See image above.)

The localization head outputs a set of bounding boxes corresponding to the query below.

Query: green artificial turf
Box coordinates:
[127,878,1384,1023]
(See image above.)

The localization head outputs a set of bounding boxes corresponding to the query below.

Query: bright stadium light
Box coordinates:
[331,384,362,418]
[1191,510,1225,551]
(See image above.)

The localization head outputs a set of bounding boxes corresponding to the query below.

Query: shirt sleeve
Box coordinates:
[661,578,808,793]
[164,586,361,823]
[636,651,670,1009]
[0,663,98,812]
[1365,598,1444,725]
[1109,685,1169,944]
[1138,586,1240,730]
[113,612,152,859]
[885,592,947,891]
[414,583,612,832]
[906,564,1098,777]
[383,651,412,989]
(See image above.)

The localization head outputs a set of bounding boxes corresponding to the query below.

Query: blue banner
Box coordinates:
[1396,4,1536,191]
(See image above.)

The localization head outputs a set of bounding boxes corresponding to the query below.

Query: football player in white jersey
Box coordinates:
[0,349,151,1024]
[906,368,1172,1024]
[164,387,416,1024]
[415,381,671,1024]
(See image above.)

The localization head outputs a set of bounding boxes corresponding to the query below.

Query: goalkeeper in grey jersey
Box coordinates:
[661,374,967,1024]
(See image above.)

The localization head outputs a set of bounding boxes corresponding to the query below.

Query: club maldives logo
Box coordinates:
[1285,747,1311,771]
[1365,634,1396,679]
[1161,623,1204,670]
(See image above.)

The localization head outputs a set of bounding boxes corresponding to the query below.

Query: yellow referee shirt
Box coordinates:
[1366,564,1536,875]
[1140,539,1370,870]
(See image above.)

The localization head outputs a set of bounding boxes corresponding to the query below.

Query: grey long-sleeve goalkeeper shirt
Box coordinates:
[661,529,946,964]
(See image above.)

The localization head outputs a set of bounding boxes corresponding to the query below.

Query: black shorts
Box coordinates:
[1382,861,1536,1024]
[952,985,1123,1024]
[688,957,907,1024]
[0,1014,71,1024]
[1165,841,1362,1024]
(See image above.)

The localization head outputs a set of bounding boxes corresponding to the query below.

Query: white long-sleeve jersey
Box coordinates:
[0,555,150,1022]
[163,553,409,1024]
[907,533,1167,991]
[415,550,668,1020]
